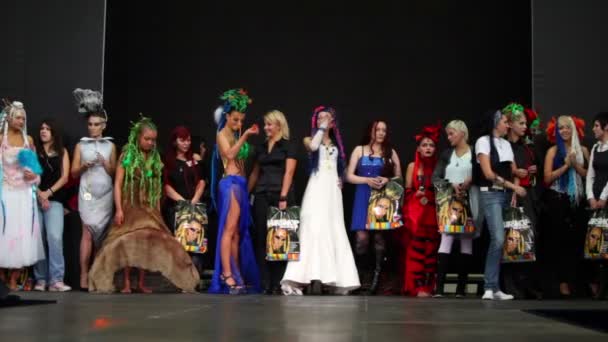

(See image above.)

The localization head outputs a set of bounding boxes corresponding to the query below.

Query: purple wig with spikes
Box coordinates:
[309,105,346,177]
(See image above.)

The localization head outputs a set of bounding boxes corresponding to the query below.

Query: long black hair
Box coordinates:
[35,118,65,159]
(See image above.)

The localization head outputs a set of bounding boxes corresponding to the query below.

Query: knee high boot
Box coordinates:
[456,254,472,298]
[434,253,450,297]
[369,250,386,295]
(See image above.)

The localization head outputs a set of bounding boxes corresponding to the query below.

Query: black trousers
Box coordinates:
[252,191,294,290]
[542,190,588,286]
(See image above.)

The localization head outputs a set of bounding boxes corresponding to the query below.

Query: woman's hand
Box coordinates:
[589,198,598,209]
[278,199,287,210]
[415,189,425,198]
[23,169,37,182]
[96,152,105,165]
[38,189,51,202]
[461,179,472,191]
[514,168,529,179]
[244,124,259,137]
[598,199,607,209]
[377,177,389,188]
[114,209,125,225]
[510,192,518,207]
[366,177,382,189]
[40,198,50,211]
[528,165,537,175]
[452,183,462,195]
[513,185,527,198]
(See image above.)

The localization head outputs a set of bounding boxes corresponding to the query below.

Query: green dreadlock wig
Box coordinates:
[215,88,253,160]
[121,115,163,207]
[502,102,525,122]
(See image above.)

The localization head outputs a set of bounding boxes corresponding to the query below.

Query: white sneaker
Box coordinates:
[493,291,514,300]
[34,281,46,292]
[482,290,494,300]
[49,282,72,292]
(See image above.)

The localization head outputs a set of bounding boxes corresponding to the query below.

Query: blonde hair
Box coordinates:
[446,120,469,142]
[264,110,290,140]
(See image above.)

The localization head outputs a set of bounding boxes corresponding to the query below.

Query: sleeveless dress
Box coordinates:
[281,144,360,293]
[208,174,261,294]
[0,135,44,268]
[402,160,439,296]
[89,171,200,293]
[78,137,114,244]
[351,152,384,231]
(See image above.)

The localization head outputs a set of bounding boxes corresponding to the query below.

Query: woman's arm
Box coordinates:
[70,143,86,178]
[190,154,205,204]
[42,148,70,201]
[217,128,254,160]
[572,146,589,178]
[248,162,260,193]
[280,158,297,199]
[113,154,126,225]
[304,129,325,152]
[586,145,597,200]
[164,184,186,202]
[405,162,414,189]
[102,143,118,176]
[431,149,449,186]
[345,146,369,185]
[391,149,403,179]
[543,146,570,185]
[478,154,525,196]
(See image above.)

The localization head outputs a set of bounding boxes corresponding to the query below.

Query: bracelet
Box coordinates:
[48,188,54,195]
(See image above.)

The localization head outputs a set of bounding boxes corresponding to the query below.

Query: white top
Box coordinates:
[474,136,514,163]
[586,141,608,200]
[445,150,472,184]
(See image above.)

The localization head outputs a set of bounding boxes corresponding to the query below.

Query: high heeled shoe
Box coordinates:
[220,274,243,294]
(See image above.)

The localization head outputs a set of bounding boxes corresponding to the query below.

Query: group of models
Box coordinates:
[0,89,606,300]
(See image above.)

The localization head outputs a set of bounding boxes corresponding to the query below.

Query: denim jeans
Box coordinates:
[34,201,65,284]
[479,190,509,291]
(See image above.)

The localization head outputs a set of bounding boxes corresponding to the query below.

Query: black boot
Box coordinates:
[433,253,450,298]
[369,252,385,295]
[456,254,472,298]
[595,263,608,300]
[353,253,371,294]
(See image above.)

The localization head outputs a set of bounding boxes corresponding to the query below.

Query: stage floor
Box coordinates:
[1,292,606,341]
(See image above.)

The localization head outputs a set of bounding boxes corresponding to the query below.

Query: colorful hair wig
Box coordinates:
[210,89,253,211]
[412,123,441,190]
[546,115,585,205]
[308,106,346,178]
[121,115,163,207]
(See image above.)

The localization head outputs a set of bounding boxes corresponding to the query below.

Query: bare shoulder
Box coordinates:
[193,153,202,161]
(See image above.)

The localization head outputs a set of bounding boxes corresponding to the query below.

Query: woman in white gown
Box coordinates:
[0,101,44,290]
[281,106,360,295]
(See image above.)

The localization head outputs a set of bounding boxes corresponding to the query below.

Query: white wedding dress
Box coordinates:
[281,143,360,294]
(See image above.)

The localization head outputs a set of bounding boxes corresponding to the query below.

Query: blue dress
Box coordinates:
[209,175,261,294]
[350,155,384,231]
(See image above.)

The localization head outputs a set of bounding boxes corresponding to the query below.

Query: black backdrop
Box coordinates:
[103,0,532,223]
